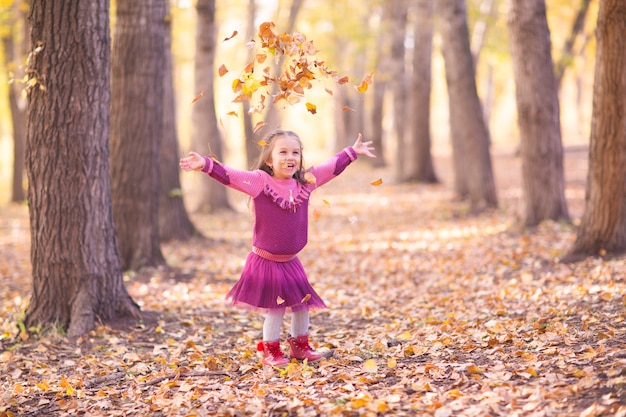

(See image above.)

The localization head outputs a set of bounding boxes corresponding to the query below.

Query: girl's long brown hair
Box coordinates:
[253,130,308,185]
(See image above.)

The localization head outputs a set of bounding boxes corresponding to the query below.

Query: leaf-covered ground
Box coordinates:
[1,150,625,417]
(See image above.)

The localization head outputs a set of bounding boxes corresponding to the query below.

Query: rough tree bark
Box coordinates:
[189,0,231,213]
[24,0,140,337]
[406,0,438,183]
[390,0,409,181]
[507,0,569,227]
[437,0,497,210]
[110,0,167,270]
[564,0,626,262]
[159,0,199,242]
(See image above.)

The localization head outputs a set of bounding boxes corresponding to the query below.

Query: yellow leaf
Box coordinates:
[363,359,378,373]
[305,102,317,114]
[257,139,268,147]
[370,178,383,186]
[397,331,412,341]
[572,369,586,378]
[525,368,538,377]
[36,381,49,390]
[387,358,397,369]
[322,199,331,207]
[301,294,311,303]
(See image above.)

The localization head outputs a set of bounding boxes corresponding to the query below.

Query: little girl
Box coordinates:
[179,130,376,366]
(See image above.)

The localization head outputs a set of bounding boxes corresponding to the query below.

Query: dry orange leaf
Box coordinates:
[253,122,266,133]
[191,89,205,104]
[301,294,311,303]
[257,139,268,147]
[337,75,350,84]
[276,296,285,305]
[342,106,355,112]
[223,30,238,42]
[370,178,383,186]
[218,64,228,77]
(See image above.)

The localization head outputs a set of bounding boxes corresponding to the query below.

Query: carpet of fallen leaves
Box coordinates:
[1,150,625,417]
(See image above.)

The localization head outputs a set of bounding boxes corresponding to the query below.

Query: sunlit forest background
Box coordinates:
[0,0,597,205]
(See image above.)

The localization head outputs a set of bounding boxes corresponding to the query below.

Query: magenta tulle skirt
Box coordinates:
[225,252,327,313]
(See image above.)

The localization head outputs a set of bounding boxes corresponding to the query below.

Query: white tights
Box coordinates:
[262,309,310,341]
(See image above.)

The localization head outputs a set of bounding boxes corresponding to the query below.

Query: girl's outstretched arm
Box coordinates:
[352,134,376,159]
[179,151,206,171]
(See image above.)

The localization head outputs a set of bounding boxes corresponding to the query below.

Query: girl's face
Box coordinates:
[267,135,302,179]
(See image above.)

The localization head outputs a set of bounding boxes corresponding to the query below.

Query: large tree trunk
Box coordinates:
[406,0,438,183]
[189,0,231,213]
[24,0,140,338]
[110,0,166,270]
[390,0,409,181]
[159,0,199,242]
[437,0,497,210]
[508,0,569,227]
[564,0,626,262]
[369,2,390,168]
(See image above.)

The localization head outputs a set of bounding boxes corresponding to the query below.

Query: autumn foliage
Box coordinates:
[213,21,373,133]
[1,153,625,416]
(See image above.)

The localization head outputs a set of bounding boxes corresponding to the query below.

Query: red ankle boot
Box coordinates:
[287,334,322,362]
[257,340,290,367]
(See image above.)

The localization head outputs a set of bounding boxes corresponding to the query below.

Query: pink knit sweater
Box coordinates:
[202,147,357,256]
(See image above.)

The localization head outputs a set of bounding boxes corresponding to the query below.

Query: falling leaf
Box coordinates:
[191,89,205,104]
[370,178,383,186]
[304,172,316,184]
[257,139,268,147]
[356,71,374,93]
[325,88,334,96]
[223,30,238,42]
[218,64,228,77]
[226,111,238,117]
[253,122,267,133]
[301,294,311,303]
[305,102,317,114]
[342,106,355,112]
[276,296,285,305]
[338,76,350,84]
[322,199,331,207]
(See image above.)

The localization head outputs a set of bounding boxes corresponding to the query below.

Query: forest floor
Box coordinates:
[0,148,625,417]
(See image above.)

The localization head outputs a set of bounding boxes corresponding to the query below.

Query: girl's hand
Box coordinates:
[179,151,206,171]
[353,133,376,159]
